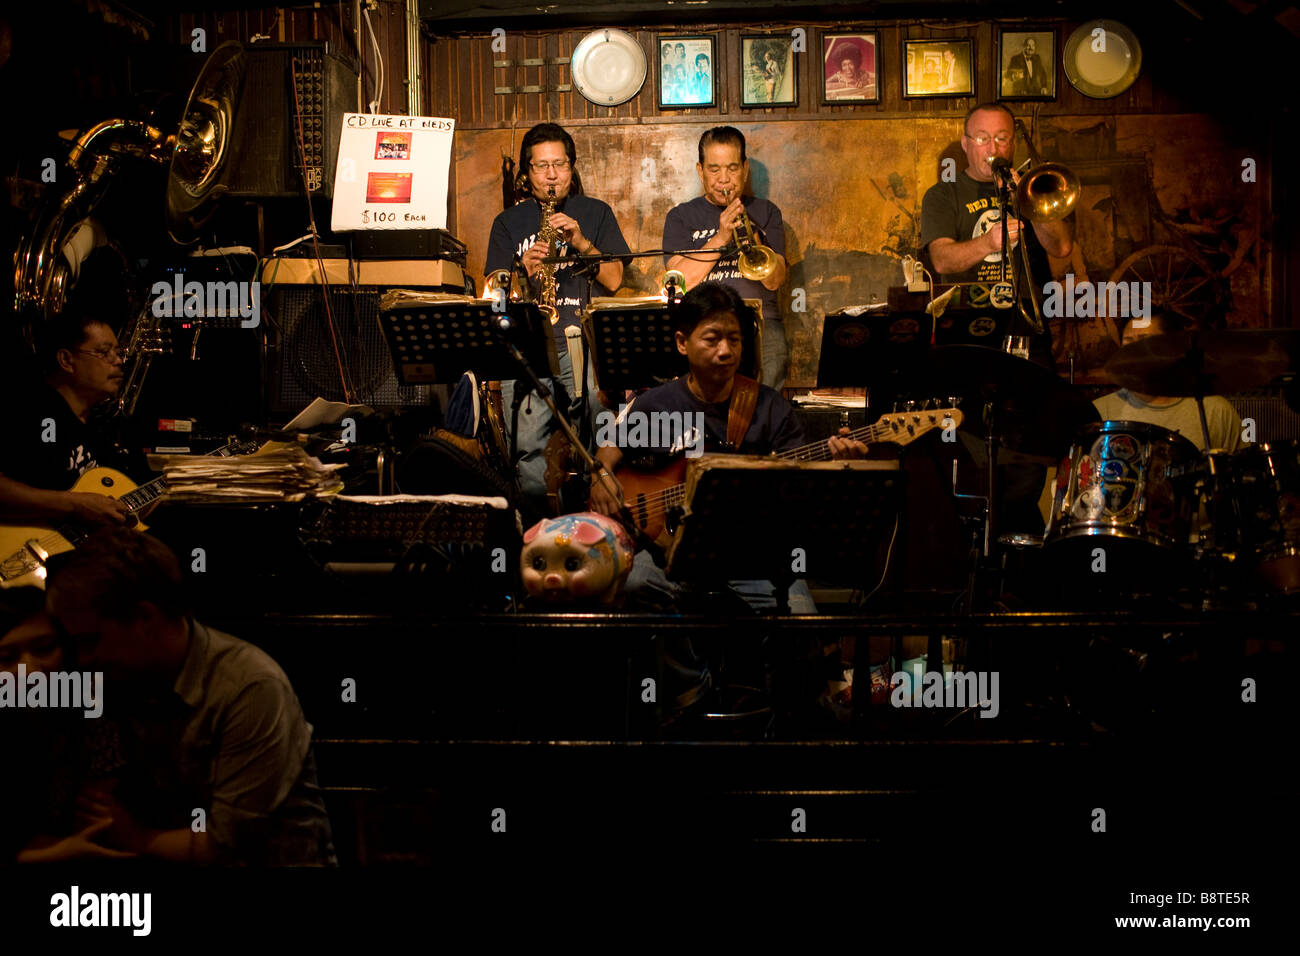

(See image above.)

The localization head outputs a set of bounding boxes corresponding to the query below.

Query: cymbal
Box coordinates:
[1105,330,1294,396]
[921,345,1100,458]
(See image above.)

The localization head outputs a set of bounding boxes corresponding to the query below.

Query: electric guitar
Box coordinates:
[0,440,257,590]
[600,406,963,549]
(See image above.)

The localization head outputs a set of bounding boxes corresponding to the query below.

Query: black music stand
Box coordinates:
[664,457,906,612]
[376,296,558,385]
[583,298,764,393]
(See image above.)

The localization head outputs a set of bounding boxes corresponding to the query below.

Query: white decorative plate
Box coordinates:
[1063,20,1142,99]
[570,28,647,106]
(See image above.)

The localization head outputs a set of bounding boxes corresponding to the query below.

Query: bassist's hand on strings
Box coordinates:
[588,466,625,517]
[828,427,869,460]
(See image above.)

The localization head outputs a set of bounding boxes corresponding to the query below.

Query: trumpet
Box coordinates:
[722,187,778,282]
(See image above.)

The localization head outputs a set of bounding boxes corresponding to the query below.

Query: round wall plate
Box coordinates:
[570,28,646,106]
[1063,20,1142,99]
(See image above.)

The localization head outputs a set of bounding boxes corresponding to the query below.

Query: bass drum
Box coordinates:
[1234,439,1300,592]
[1045,421,1201,583]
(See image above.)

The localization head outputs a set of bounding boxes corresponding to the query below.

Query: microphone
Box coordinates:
[990,156,1014,182]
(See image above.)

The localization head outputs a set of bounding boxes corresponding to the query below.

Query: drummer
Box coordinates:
[1094,313,1243,452]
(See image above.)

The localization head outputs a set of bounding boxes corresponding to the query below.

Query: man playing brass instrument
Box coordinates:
[483,123,631,512]
[663,126,790,390]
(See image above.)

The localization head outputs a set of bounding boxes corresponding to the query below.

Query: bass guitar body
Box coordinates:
[609,458,688,550]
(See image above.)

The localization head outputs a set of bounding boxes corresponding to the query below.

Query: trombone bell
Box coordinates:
[1016,162,1081,223]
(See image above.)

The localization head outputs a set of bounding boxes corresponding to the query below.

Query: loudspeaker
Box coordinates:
[265,285,431,418]
[225,43,359,199]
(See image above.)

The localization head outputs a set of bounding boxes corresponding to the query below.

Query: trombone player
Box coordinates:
[663,126,790,389]
[920,102,1074,537]
[920,102,1072,368]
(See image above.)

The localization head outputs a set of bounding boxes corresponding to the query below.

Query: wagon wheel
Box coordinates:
[1105,244,1225,330]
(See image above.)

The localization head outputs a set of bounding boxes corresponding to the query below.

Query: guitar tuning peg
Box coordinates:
[921,398,935,410]
[947,396,962,409]
[904,400,918,412]
[891,400,901,414]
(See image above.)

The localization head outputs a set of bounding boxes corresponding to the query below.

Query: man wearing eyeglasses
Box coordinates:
[484,122,631,514]
[663,126,790,389]
[920,103,1073,536]
[0,313,146,527]
[921,102,1072,338]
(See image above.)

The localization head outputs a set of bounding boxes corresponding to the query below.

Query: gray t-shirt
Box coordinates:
[1093,390,1243,452]
[118,620,336,865]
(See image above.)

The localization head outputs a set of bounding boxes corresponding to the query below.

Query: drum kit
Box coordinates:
[927,329,1300,605]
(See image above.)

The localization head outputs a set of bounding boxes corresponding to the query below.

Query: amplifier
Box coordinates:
[225,43,359,199]
[352,229,468,266]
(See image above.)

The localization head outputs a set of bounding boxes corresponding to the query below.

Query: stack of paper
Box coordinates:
[147,446,346,503]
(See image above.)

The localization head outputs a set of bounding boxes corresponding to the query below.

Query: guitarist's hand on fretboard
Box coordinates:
[67,492,132,526]
[828,427,870,460]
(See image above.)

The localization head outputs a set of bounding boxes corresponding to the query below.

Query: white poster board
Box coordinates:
[329,113,455,230]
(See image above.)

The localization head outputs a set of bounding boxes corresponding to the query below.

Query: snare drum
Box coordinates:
[1046,421,1200,562]
[1234,440,1300,592]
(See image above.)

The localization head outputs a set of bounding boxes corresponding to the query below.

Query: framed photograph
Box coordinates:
[999,29,1056,99]
[657,35,716,108]
[902,39,973,98]
[741,34,797,107]
[821,32,879,104]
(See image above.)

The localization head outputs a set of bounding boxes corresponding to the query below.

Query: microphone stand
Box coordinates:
[493,308,665,562]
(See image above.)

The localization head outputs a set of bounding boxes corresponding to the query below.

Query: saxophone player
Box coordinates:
[483,123,631,512]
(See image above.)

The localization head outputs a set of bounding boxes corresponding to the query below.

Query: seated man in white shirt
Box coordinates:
[1094,313,1244,452]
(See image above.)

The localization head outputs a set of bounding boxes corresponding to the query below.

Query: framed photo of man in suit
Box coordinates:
[999,29,1056,99]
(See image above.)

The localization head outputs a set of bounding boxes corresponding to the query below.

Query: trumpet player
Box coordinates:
[663,126,790,389]
[483,123,631,512]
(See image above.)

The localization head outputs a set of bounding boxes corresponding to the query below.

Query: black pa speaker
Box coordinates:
[225,43,358,199]
[265,285,431,419]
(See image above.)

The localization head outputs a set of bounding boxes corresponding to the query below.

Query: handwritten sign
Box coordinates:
[330,113,455,230]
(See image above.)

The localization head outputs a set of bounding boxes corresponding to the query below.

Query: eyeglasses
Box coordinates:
[966,132,1013,147]
[77,346,129,362]
[530,160,571,172]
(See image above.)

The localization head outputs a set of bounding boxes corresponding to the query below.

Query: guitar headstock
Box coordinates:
[874,402,964,446]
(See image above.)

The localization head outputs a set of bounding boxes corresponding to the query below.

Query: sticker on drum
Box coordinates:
[1073,484,1105,519]
[968,316,998,337]
[1100,459,1127,480]
[1102,480,1136,514]
[1100,434,1140,462]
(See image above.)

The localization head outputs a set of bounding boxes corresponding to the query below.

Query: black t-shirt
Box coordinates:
[920,170,1055,365]
[920,170,1051,288]
[619,377,805,461]
[662,195,785,325]
[484,194,631,343]
[0,384,146,492]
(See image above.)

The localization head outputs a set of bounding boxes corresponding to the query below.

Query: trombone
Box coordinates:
[721,187,779,282]
[990,120,1080,333]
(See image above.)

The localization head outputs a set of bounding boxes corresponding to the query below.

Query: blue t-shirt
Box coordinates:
[485,194,631,343]
[620,376,804,461]
[662,195,785,325]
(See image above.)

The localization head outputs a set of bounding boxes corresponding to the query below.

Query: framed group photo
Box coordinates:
[657,35,716,108]
[902,39,973,97]
[999,29,1056,99]
[741,34,797,107]
[821,32,879,104]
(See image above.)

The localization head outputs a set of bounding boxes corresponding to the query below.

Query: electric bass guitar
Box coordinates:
[600,406,963,549]
[0,440,256,590]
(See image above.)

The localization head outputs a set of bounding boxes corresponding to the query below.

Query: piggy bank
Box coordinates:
[520,512,636,605]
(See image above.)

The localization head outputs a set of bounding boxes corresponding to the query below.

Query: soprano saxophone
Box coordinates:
[536,186,561,325]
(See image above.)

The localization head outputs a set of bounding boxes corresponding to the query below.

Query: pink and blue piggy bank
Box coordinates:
[521,512,636,605]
